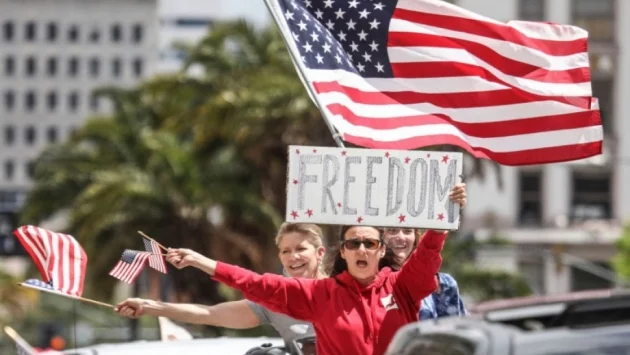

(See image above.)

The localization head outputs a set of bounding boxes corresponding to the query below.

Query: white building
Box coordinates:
[457,0,628,295]
[0,0,159,256]
[157,0,271,72]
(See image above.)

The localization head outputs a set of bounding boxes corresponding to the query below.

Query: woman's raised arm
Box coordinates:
[166,248,323,322]
[395,230,447,303]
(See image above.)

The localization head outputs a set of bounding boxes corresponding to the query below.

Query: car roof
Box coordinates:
[469,288,626,314]
[469,288,630,327]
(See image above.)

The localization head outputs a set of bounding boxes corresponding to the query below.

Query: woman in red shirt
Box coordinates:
[166,186,465,355]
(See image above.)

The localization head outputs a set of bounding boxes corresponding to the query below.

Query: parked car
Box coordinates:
[59,337,285,355]
[385,289,630,355]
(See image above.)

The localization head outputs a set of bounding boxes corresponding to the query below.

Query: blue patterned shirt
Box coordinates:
[419,273,468,320]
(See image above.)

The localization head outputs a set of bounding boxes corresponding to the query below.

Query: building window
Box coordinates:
[112,58,122,77]
[519,0,545,21]
[571,262,613,291]
[90,93,99,111]
[68,91,80,112]
[89,57,100,77]
[26,161,35,179]
[111,24,122,42]
[4,160,14,180]
[25,21,37,41]
[572,0,614,42]
[3,21,14,41]
[518,170,542,226]
[25,56,37,76]
[46,22,57,41]
[68,57,79,77]
[47,127,58,143]
[132,58,143,77]
[132,24,143,43]
[68,25,79,42]
[25,126,36,145]
[47,91,58,111]
[173,18,214,27]
[24,91,37,112]
[47,57,57,76]
[591,79,613,132]
[4,56,15,76]
[571,171,611,221]
[4,126,15,146]
[89,28,100,43]
[4,91,15,111]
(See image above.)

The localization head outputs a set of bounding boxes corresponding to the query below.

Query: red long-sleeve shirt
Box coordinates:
[213,230,447,355]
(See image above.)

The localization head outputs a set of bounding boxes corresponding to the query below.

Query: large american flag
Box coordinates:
[109,249,150,284]
[142,236,167,274]
[13,226,87,296]
[264,0,602,165]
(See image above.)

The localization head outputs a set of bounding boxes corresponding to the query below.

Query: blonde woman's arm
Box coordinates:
[115,298,261,329]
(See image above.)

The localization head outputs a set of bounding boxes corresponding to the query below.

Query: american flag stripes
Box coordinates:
[109,249,150,284]
[142,236,167,274]
[13,225,87,296]
[265,0,602,166]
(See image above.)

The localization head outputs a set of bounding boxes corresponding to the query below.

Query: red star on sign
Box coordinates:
[437,213,445,221]
[404,157,411,164]
[442,155,449,163]
[293,179,299,184]
[357,216,363,223]
[385,152,390,157]
[398,214,406,223]
[295,149,300,154]
[291,211,299,219]
[427,153,431,158]
[341,151,347,156]
[313,149,317,153]
[337,202,342,208]
[306,209,313,217]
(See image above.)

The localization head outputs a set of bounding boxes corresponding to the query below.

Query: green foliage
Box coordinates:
[441,233,532,302]
[612,224,630,282]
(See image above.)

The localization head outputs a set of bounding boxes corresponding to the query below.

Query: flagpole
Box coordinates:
[263,0,346,148]
[3,326,37,353]
[138,231,168,251]
[18,283,114,308]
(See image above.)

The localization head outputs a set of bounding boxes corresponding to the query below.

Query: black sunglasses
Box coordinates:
[342,238,382,250]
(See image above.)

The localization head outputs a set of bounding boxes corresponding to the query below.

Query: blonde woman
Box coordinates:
[115,223,325,353]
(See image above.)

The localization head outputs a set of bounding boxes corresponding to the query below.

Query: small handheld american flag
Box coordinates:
[13,225,88,296]
[4,326,36,355]
[109,250,150,284]
[142,236,167,274]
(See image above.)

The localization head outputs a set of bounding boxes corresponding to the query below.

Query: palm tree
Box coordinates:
[0,270,37,322]
[19,87,266,308]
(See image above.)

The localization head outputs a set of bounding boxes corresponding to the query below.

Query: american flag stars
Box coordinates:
[281,0,393,76]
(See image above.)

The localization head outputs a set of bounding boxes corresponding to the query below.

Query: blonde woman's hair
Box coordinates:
[275,222,327,277]
[275,222,324,248]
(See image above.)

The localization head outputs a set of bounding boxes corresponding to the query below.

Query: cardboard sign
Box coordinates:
[285,146,463,230]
